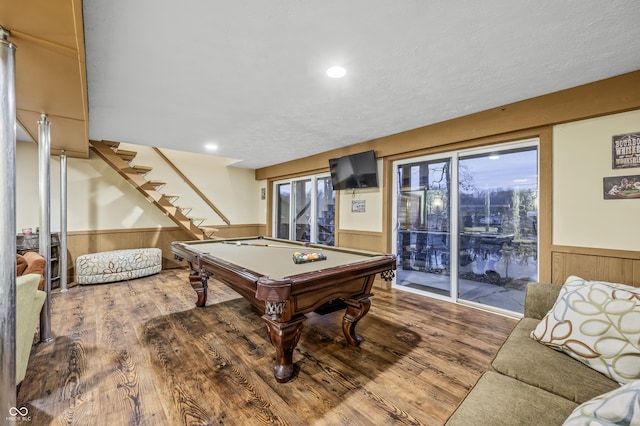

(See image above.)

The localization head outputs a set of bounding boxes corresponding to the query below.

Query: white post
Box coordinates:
[38,114,53,342]
[60,150,68,292]
[0,25,17,411]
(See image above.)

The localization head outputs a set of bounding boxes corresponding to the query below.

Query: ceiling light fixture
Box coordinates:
[326,66,346,78]
[204,143,218,151]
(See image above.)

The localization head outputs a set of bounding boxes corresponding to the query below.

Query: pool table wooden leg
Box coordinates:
[262,315,305,383]
[342,296,372,346]
[188,265,208,307]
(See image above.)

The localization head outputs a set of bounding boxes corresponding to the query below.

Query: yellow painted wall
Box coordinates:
[553,110,640,251]
[337,159,383,232]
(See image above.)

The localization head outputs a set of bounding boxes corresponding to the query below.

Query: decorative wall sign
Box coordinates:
[612,132,640,169]
[351,199,366,212]
[603,174,640,199]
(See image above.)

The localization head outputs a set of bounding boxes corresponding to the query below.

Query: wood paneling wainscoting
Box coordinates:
[337,230,392,289]
[66,224,266,281]
[551,245,640,286]
[337,229,385,253]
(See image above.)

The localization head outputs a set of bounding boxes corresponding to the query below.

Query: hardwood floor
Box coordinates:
[18,269,516,425]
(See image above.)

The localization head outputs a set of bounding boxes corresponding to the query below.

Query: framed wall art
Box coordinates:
[603,174,640,199]
[612,132,640,169]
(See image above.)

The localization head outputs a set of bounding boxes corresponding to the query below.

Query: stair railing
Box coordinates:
[152,147,231,226]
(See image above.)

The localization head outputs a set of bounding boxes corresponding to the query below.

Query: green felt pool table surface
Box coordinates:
[177,237,387,280]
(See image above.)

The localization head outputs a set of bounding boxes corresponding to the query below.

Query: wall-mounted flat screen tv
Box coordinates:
[329,150,379,190]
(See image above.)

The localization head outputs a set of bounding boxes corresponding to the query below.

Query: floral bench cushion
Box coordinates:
[76,248,162,284]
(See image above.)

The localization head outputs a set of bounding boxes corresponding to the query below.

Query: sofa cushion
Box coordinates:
[492,318,618,403]
[524,282,562,320]
[563,379,640,425]
[446,371,578,426]
[16,254,28,275]
[531,276,640,384]
[22,251,46,290]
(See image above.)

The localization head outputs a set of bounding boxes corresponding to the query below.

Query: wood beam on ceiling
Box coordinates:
[0,0,89,158]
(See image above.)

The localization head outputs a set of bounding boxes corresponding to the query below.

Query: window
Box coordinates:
[273,174,335,246]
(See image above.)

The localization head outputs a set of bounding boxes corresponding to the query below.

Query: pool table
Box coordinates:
[171,236,396,383]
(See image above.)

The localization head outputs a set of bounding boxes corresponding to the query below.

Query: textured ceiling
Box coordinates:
[83,1,640,169]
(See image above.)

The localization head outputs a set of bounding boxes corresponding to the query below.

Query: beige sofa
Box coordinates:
[446,282,621,426]
[14,273,46,385]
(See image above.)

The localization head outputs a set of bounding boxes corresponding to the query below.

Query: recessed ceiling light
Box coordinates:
[204,143,218,151]
[326,66,346,78]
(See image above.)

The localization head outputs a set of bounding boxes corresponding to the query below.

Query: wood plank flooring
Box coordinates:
[18,269,517,425]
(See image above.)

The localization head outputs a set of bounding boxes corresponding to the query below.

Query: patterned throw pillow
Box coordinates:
[531,276,640,384]
[563,380,640,425]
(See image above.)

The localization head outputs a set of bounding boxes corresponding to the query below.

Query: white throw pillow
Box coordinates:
[563,379,640,425]
[531,276,640,384]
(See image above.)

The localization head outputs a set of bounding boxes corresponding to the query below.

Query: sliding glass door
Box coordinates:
[457,146,538,312]
[393,140,538,314]
[395,157,453,297]
[275,183,291,239]
[316,177,336,245]
[292,179,312,242]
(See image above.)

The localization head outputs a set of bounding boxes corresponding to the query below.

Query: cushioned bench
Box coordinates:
[76,248,162,284]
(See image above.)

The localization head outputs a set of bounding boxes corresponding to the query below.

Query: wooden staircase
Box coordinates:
[90,140,218,240]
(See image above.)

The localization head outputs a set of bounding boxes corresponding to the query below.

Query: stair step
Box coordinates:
[177,206,192,214]
[116,149,137,162]
[140,183,161,192]
[142,180,167,190]
[101,140,120,149]
[158,198,178,210]
[163,194,181,202]
[189,217,206,225]
[159,205,178,215]
[132,165,153,175]
[201,227,219,238]
[178,218,200,229]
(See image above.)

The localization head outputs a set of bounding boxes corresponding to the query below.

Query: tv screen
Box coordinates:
[329,150,379,190]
